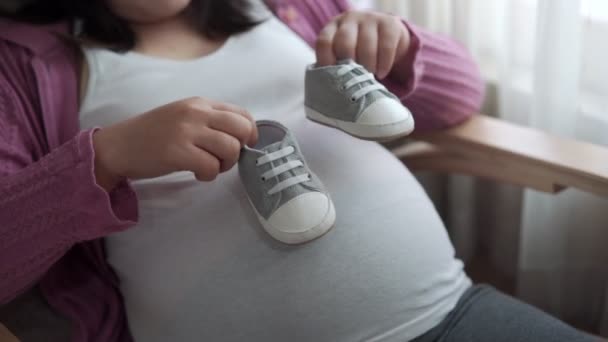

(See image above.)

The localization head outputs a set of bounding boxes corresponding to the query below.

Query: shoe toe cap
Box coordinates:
[357,98,413,125]
[267,192,332,234]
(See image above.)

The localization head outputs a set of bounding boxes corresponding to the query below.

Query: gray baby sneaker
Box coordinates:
[305,59,414,141]
[239,120,336,245]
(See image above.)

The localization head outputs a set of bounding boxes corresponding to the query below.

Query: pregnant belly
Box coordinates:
[106,119,469,342]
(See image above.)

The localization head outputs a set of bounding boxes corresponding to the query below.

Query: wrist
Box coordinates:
[388,23,417,84]
[92,128,124,191]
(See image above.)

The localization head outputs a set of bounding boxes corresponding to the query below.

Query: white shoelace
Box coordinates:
[256,146,310,195]
[336,63,387,102]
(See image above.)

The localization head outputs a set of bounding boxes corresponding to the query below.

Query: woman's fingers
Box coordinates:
[194,128,242,173]
[315,11,411,79]
[317,18,359,66]
[357,22,379,74]
[377,19,402,79]
[206,109,255,147]
[209,101,258,146]
[333,19,358,61]
[316,22,338,66]
[181,145,221,181]
[183,100,255,174]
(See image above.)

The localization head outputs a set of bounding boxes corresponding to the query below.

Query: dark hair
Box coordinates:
[3,0,262,51]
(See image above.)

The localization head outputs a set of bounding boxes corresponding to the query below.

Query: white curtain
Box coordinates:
[376,0,608,335]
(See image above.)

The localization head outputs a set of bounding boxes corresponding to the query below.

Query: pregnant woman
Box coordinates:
[0,0,594,341]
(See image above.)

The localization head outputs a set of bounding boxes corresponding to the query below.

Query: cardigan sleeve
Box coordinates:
[0,41,138,304]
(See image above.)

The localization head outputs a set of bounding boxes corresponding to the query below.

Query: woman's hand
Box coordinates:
[93,97,258,190]
[315,10,411,80]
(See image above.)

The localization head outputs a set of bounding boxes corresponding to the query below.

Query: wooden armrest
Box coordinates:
[0,323,19,342]
[388,115,608,197]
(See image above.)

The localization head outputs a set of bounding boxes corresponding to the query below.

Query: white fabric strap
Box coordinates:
[257,146,295,165]
[337,63,361,76]
[351,84,386,101]
[344,73,374,89]
[268,174,311,195]
[261,160,303,180]
[337,63,385,101]
[257,146,311,195]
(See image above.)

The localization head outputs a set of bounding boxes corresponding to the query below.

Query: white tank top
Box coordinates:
[79,17,470,342]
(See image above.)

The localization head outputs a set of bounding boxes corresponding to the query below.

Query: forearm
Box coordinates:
[384,22,486,131]
[0,130,137,303]
[92,129,124,192]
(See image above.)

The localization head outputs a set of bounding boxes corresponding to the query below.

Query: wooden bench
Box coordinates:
[388,115,608,197]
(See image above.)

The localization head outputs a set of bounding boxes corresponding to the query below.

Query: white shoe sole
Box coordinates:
[305,106,414,141]
[247,195,336,245]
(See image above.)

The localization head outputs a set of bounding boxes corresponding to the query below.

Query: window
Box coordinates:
[581,0,608,20]
[374,0,608,139]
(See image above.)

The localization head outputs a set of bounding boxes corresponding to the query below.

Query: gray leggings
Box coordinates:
[413,285,599,342]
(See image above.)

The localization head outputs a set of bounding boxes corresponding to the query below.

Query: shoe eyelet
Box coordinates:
[340,85,347,91]
[261,176,266,182]
[350,97,356,102]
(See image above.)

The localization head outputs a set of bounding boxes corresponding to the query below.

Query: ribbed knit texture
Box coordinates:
[0,37,138,342]
[0,2,484,341]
